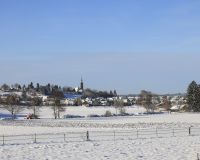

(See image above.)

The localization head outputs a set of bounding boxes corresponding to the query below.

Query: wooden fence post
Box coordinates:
[113,131,115,141]
[156,128,158,137]
[2,135,4,145]
[86,131,89,141]
[189,127,191,136]
[64,134,66,142]
[136,129,139,138]
[172,128,175,137]
[34,134,37,143]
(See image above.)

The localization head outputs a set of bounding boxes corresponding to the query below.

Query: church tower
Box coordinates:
[80,77,84,90]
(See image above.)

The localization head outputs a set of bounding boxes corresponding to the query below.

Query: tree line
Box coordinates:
[0,82,117,98]
[0,87,65,120]
[2,80,199,120]
[136,80,200,113]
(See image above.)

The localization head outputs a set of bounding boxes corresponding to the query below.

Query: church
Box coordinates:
[64,78,84,100]
[80,77,84,91]
[74,77,84,93]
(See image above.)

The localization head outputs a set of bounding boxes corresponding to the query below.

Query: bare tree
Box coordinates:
[162,96,171,111]
[4,94,22,119]
[139,90,155,113]
[53,98,65,119]
[74,98,82,106]
[30,96,42,118]
[51,90,65,119]
[113,99,124,115]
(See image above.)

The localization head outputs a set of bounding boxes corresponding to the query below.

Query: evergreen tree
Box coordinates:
[18,85,22,91]
[36,83,40,92]
[47,83,51,94]
[21,90,27,101]
[110,90,114,97]
[113,90,117,96]
[1,84,10,91]
[187,81,200,112]
[28,82,34,89]
[22,85,26,91]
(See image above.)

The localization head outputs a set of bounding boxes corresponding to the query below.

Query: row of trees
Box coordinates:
[81,88,117,98]
[136,90,172,113]
[0,95,126,120]
[136,80,200,113]
[137,80,200,113]
[1,82,64,95]
[0,88,65,119]
[1,82,118,99]
[3,80,199,118]
[0,94,42,119]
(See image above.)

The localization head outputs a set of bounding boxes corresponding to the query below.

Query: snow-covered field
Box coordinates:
[0,134,200,160]
[0,105,146,119]
[1,106,200,160]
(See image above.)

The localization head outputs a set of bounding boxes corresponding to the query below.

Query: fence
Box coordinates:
[1,127,200,145]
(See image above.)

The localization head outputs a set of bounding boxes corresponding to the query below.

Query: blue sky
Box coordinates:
[0,0,200,94]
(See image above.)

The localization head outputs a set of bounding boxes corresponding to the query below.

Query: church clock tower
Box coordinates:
[80,77,84,90]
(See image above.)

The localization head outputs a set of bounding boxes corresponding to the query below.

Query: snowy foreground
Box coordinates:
[1,136,200,160]
[1,106,200,159]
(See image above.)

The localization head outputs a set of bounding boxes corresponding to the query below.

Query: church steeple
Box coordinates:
[80,77,84,90]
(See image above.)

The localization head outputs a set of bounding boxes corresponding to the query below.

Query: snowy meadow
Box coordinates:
[1,106,200,160]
